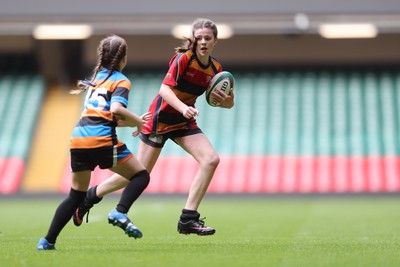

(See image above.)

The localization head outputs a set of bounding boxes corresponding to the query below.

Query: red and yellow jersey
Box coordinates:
[142,50,222,134]
[70,70,131,150]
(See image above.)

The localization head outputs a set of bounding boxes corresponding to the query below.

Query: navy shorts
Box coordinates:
[139,128,203,148]
[70,144,132,172]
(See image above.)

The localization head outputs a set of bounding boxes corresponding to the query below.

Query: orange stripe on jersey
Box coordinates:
[156,122,189,133]
[70,136,114,149]
[95,79,131,93]
[82,109,114,121]
[172,89,197,106]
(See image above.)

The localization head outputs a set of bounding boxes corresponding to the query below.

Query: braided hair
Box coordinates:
[72,35,127,94]
[175,18,218,53]
[93,35,127,84]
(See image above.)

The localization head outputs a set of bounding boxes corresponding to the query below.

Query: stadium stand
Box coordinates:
[56,68,400,194]
[21,87,82,193]
[0,70,45,194]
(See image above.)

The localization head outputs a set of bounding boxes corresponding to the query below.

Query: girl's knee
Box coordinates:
[204,153,220,169]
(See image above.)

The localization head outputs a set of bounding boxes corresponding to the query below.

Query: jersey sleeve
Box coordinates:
[111,79,131,107]
[162,53,189,87]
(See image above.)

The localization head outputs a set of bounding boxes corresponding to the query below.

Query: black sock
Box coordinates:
[180,209,200,222]
[45,188,86,244]
[86,185,103,205]
[116,170,150,214]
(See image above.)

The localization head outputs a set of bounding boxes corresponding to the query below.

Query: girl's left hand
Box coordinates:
[211,88,235,109]
[141,112,152,123]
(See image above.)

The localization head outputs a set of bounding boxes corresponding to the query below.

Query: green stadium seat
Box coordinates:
[0,73,45,194]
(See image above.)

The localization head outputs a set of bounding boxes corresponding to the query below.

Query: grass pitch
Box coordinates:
[1,195,400,267]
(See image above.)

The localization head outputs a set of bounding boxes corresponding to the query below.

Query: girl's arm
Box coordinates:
[110,102,142,127]
[159,84,199,119]
[111,102,151,137]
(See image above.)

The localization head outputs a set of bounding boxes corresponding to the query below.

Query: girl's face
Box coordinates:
[193,27,217,60]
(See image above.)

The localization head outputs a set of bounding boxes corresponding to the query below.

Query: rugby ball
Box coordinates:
[205,71,235,107]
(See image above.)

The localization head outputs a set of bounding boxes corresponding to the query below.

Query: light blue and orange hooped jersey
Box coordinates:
[70,70,131,150]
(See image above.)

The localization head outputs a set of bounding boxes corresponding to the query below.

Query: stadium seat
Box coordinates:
[0,75,45,194]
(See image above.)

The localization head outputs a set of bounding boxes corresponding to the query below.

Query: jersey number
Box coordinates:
[85,88,109,110]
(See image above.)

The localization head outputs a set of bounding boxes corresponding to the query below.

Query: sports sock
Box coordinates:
[45,188,86,244]
[116,170,150,214]
[180,209,200,222]
[86,185,103,205]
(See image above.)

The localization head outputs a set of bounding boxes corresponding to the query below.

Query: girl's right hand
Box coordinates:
[132,112,151,137]
[132,128,141,137]
[132,120,143,137]
[183,106,199,119]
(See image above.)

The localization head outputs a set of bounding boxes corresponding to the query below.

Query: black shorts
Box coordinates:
[70,144,132,172]
[139,128,203,148]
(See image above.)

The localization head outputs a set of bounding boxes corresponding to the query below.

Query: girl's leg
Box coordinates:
[109,156,149,214]
[101,143,162,238]
[175,133,220,211]
[174,133,219,236]
[95,141,162,197]
[73,142,162,230]
[103,156,150,238]
[41,171,91,245]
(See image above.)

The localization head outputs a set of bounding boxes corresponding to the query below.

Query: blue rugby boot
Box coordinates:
[108,209,143,239]
[36,238,56,250]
